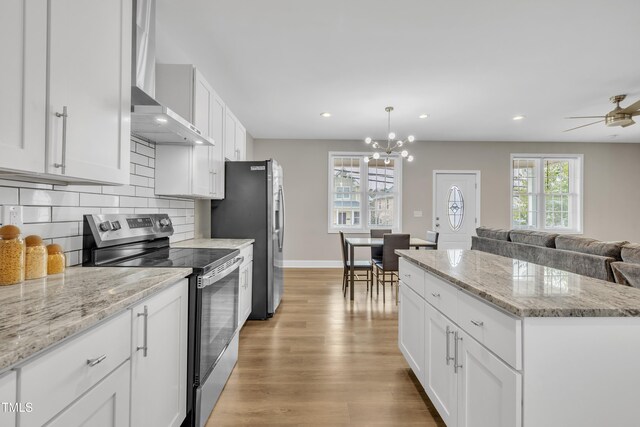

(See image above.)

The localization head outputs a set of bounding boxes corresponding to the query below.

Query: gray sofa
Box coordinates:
[471,227,635,284]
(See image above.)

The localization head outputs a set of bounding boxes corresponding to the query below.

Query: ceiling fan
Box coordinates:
[564,94,640,132]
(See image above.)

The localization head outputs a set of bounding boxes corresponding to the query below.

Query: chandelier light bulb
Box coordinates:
[388,132,396,140]
[372,142,378,148]
[363,156,370,163]
[373,152,380,160]
[408,135,415,142]
[401,150,408,157]
[365,137,372,144]
[397,141,403,147]
[384,158,391,165]
[407,155,414,162]
[363,106,417,163]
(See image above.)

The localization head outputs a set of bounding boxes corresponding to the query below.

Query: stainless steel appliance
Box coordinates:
[82,213,240,427]
[211,159,284,319]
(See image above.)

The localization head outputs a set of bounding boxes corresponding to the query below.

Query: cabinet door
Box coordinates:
[131,279,188,427]
[0,371,17,427]
[193,69,213,138]
[210,91,226,198]
[424,303,458,427]
[456,329,522,427]
[0,0,46,174]
[398,284,425,385]
[46,362,130,427]
[238,262,253,327]
[192,145,212,197]
[224,108,237,160]
[236,121,247,160]
[47,0,131,185]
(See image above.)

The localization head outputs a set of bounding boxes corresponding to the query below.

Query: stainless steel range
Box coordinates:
[82,213,241,427]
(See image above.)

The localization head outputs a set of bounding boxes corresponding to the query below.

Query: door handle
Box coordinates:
[54,106,68,174]
[435,224,440,227]
[87,354,107,367]
[445,326,455,366]
[454,331,463,374]
[470,320,484,327]
[137,305,149,357]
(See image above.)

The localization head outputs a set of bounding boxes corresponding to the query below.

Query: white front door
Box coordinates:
[434,172,479,249]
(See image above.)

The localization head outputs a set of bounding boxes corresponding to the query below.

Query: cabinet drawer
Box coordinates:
[457,290,522,370]
[399,258,425,297]
[239,244,253,266]
[424,271,458,323]
[19,311,131,427]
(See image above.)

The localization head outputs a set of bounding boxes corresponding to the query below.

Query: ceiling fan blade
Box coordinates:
[621,99,640,114]
[563,120,605,132]
[565,116,606,119]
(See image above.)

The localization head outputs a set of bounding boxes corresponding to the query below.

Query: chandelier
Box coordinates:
[364,106,415,164]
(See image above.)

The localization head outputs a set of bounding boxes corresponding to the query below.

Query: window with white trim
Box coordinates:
[511,154,583,233]
[329,153,402,232]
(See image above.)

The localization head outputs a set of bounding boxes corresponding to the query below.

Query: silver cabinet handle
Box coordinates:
[454,331,463,373]
[445,326,455,366]
[431,292,440,298]
[87,354,107,367]
[54,106,68,174]
[137,305,149,357]
[470,320,484,327]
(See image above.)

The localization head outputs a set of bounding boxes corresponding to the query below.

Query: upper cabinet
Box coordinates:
[0,0,132,185]
[155,65,228,199]
[224,108,246,161]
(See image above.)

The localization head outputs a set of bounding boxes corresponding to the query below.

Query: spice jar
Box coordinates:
[25,235,47,280]
[47,244,66,275]
[0,225,26,285]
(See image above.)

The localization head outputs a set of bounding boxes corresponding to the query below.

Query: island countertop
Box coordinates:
[172,238,254,250]
[0,266,192,372]
[396,249,640,317]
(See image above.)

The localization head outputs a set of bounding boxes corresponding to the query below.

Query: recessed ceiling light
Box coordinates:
[512,115,525,121]
[320,112,332,118]
[419,114,429,119]
[155,117,168,123]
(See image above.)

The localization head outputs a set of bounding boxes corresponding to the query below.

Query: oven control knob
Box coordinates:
[99,221,112,232]
[159,218,171,227]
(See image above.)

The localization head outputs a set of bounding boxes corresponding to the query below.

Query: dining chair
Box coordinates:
[373,233,410,303]
[339,231,373,297]
[426,230,440,250]
[370,229,392,262]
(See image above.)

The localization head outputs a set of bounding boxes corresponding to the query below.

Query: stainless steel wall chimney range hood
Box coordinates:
[130,0,214,146]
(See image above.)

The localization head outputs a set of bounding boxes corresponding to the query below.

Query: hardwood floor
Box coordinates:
[207,268,446,426]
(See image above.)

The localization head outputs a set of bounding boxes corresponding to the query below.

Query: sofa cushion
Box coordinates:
[555,235,627,260]
[476,227,510,241]
[621,243,640,264]
[509,230,558,248]
[611,262,640,288]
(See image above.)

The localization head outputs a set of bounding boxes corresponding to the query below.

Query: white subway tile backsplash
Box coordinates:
[170,200,187,209]
[23,207,51,223]
[120,196,148,208]
[53,207,100,222]
[0,179,52,190]
[0,187,19,205]
[80,193,119,207]
[135,186,156,198]
[135,143,154,158]
[54,185,102,194]
[135,164,154,178]
[130,152,149,166]
[54,236,83,252]
[101,208,135,214]
[22,222,79,239]
[148,198,171,208]
[102,185,136,196]
[20,189,79,206]
[130,174,148,187]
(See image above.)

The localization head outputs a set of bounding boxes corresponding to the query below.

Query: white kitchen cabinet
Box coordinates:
[156,65,225,199]
[238,245,254,327]
[131,279,188,427]
[46,362,130,427]
[224,108,247,161]
[0,371,17,427]
[398,283,425,387]
[46,0,131,185]
[0,0,130,185]
[456,328,521,427]
[0,0,47,175]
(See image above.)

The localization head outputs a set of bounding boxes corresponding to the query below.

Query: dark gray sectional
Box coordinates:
[472,227,639,286]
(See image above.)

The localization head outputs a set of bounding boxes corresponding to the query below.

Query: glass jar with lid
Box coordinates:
[47,244,66,275]
[25,235,47,280]
[0,225,26,285]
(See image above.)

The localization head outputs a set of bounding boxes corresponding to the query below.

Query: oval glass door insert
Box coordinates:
[447,185,464,231]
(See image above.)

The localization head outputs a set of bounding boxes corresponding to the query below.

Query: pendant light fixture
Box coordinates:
[364,106,415,164]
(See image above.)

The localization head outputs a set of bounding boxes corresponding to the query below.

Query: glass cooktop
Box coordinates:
[108,247,238,274]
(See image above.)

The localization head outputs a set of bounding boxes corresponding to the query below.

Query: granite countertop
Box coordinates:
[0,266,192,372]
[173,238,255,250]
[396,249,640,317]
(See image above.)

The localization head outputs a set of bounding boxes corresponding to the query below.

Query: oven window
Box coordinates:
[199,269,239,380]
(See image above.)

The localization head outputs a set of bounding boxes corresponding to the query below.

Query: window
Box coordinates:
[329,153,402,232]
[511,154,583,233]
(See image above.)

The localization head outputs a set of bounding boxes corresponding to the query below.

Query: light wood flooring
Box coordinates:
[206,268,446,426]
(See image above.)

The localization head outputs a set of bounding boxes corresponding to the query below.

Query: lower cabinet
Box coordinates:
[131,279,188,427]
[238,245,254,328]
[46,362,130,427]
[0,371,17,427]
[398,284,425,386]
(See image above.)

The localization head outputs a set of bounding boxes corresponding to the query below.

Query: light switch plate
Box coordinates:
[2,206,23,228]
[413,210,423,218]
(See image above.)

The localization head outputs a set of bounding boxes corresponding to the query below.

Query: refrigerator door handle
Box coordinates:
[278,186,285,250]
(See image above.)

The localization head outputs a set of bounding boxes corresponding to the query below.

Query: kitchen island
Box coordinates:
[396,249,640,427]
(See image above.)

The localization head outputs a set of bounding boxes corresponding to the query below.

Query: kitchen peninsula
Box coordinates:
[396,249,640,427]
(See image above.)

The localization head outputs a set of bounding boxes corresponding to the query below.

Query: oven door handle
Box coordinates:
[198,257,244,289]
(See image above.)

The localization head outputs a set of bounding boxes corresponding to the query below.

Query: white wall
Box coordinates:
[0,137,195,266]
[254,139,640,264]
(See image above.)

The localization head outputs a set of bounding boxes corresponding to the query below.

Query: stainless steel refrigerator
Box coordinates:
[211,160,284,319]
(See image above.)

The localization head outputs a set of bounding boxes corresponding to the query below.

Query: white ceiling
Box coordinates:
[156,0,640,143]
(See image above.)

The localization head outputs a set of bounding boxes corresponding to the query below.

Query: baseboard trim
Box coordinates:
[283,260,342,268]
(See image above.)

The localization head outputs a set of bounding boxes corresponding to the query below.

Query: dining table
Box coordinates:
[344,237,435,300]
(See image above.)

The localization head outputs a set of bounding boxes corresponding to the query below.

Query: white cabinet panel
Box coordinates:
[398,258,425,297]
[0,371,17,427]
[398,284,425,386]
[457,329,521,427]
[131,279,188,427]
[47,0,131,184]
[238,245,254,327]
[0,0,47,174]
[236,122,247,160]
[210,91,226,199]
[224,109,237,161]
[46,361,130,427]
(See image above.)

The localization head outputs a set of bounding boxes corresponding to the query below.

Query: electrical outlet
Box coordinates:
[413,210,423,218]
[1,206,23,228]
